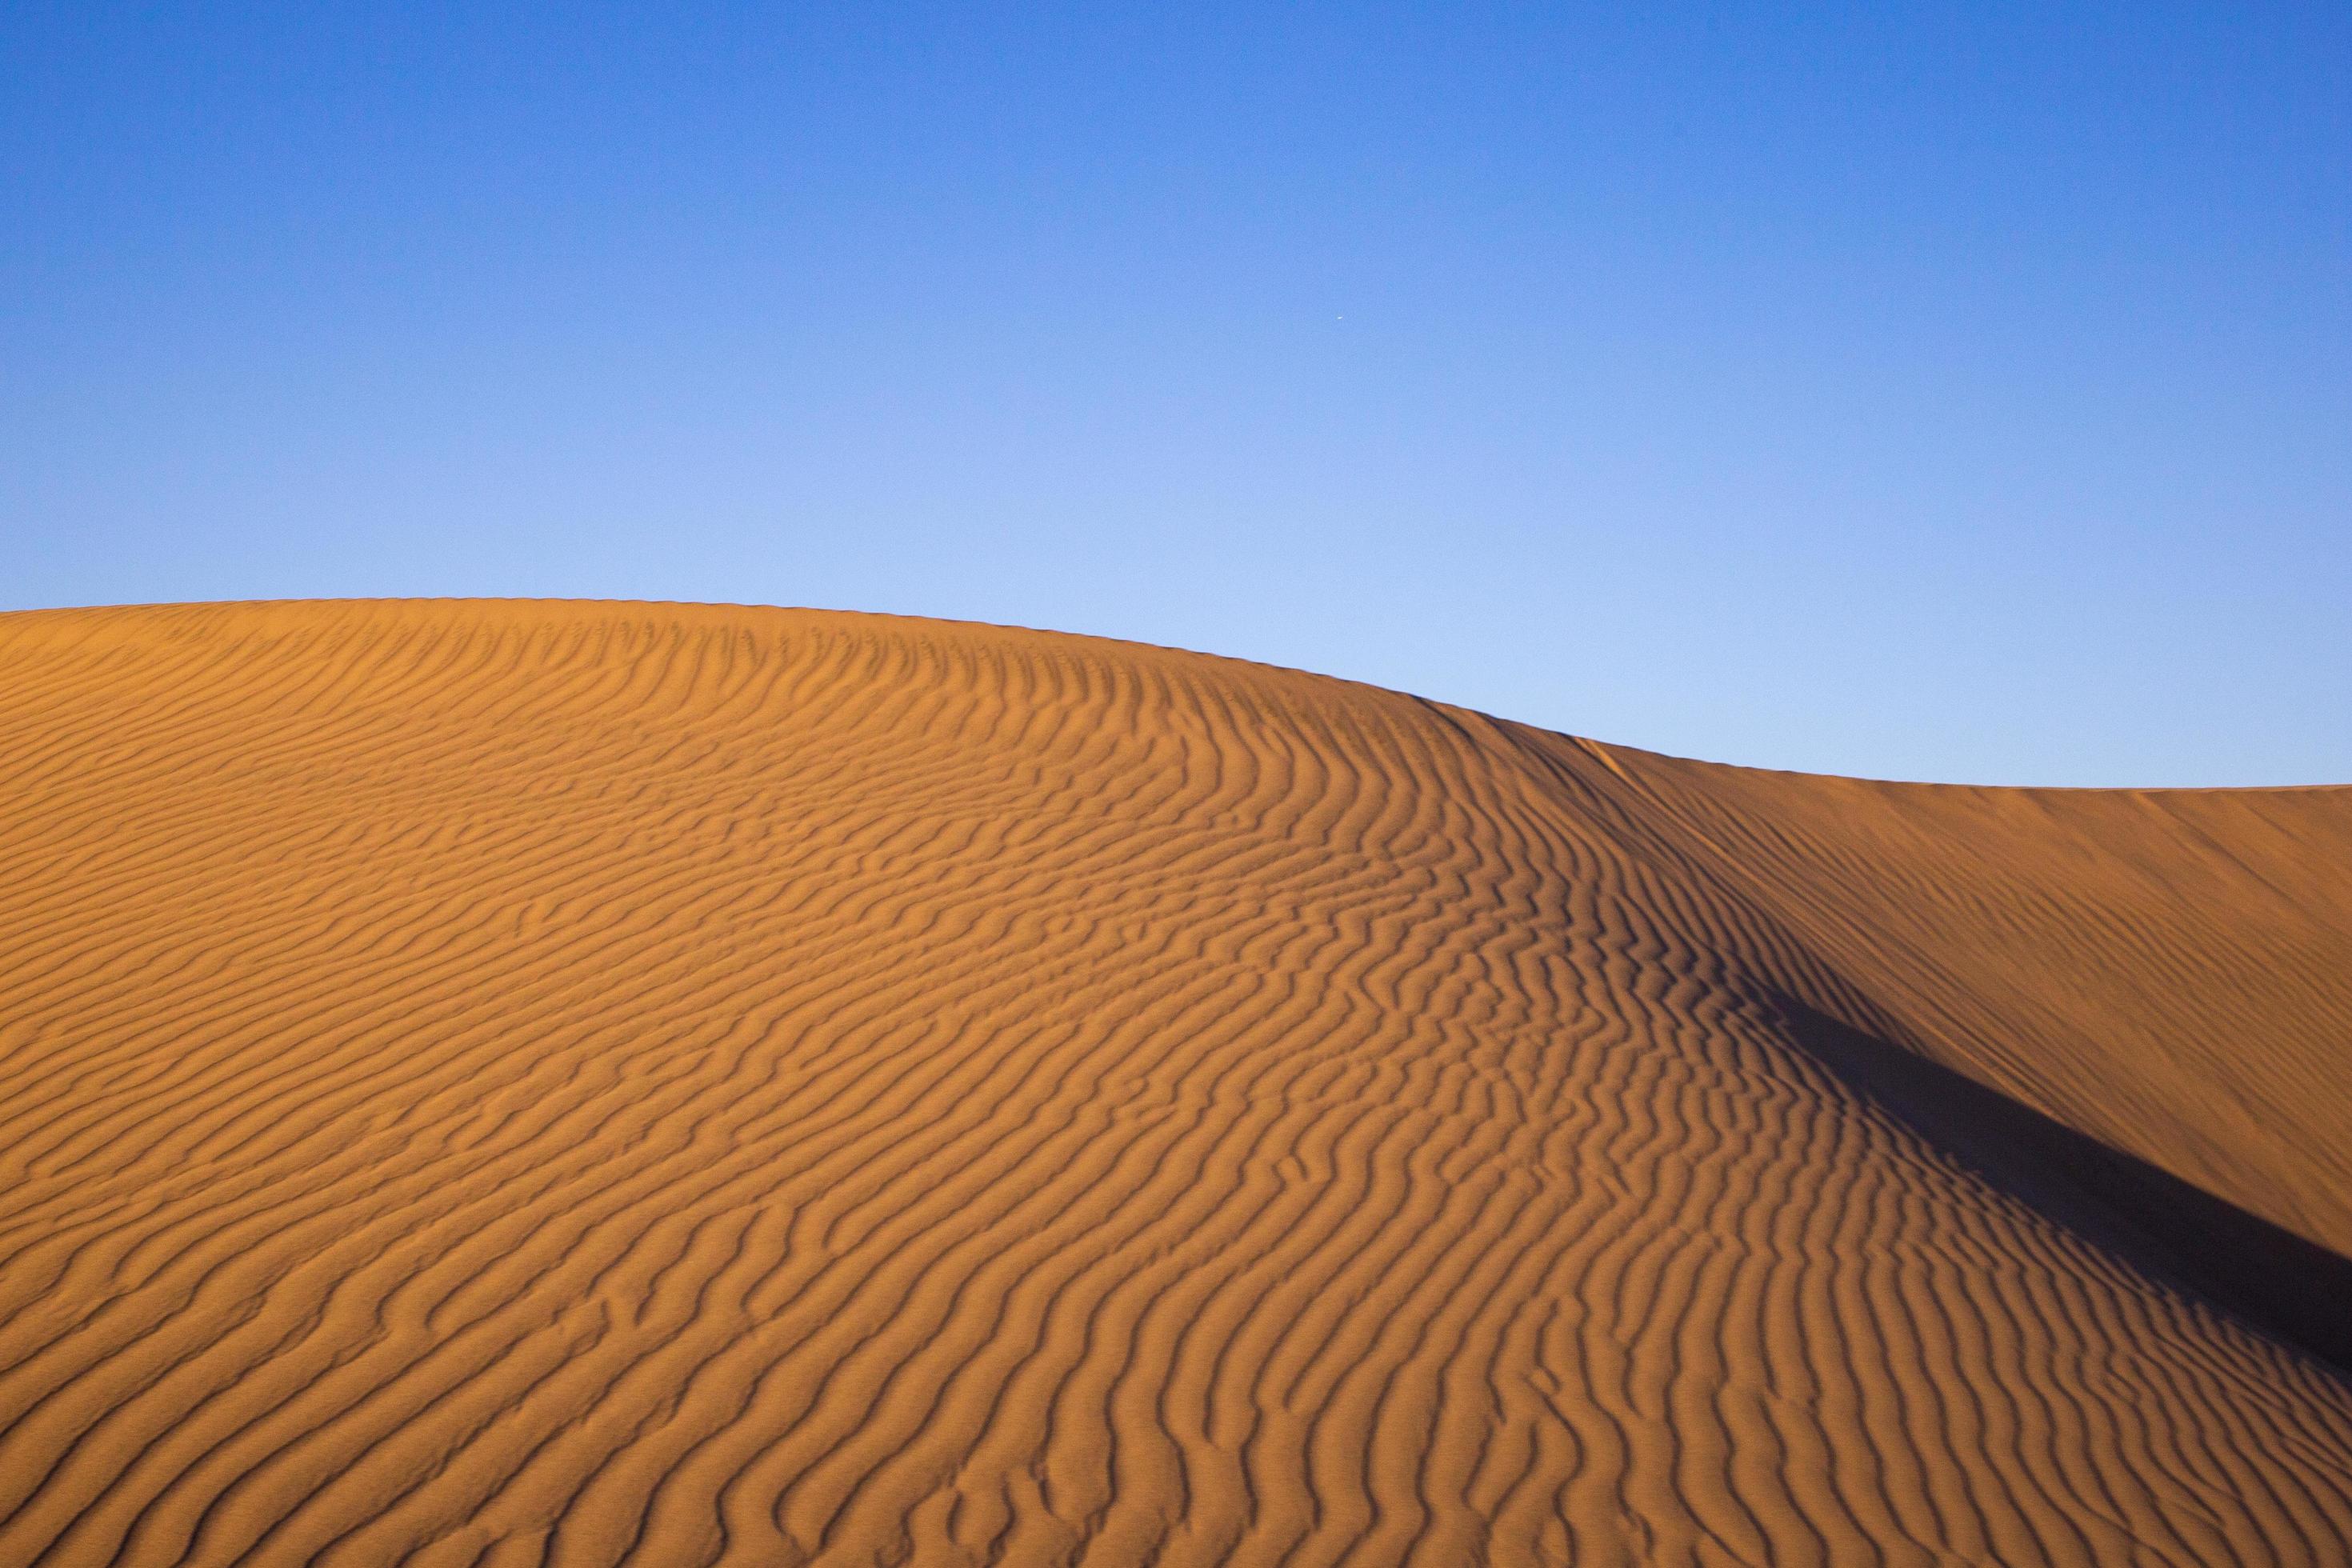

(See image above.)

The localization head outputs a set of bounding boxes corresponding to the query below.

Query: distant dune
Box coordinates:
[2,599,2348,1567]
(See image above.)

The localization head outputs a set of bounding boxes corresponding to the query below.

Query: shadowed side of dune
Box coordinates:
[1583,742,2352,1262]
[1770,993,2352,1378]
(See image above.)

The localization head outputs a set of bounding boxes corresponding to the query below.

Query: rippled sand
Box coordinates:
[2,600,2346,1566]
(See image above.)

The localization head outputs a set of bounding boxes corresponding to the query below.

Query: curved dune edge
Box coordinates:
[0,598,2346,1567]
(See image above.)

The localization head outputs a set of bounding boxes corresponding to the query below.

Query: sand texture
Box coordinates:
[2,599,2349,1568]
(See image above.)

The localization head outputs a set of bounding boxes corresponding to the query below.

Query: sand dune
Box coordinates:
[1,599,2347,1567]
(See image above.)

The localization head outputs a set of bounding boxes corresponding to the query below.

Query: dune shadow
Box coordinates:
[1770,994,2352,1379]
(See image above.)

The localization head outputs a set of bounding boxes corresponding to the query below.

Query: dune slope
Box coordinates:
[1,599,2348,1568]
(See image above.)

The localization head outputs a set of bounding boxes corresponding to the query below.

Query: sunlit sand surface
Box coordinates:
[2,600,2347,1566]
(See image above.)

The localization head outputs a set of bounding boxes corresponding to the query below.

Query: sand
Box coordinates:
[0,598,2346,1567]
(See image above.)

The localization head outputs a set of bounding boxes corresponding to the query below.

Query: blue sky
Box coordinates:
[6,3,2346,784]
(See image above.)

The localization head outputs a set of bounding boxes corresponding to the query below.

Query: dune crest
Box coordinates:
[2,599,2348,1567]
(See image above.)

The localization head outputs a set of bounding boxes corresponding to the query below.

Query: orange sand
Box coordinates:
[1,599,2346,1566]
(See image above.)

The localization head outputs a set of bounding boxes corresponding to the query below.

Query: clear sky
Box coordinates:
[6,4,2346,785]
